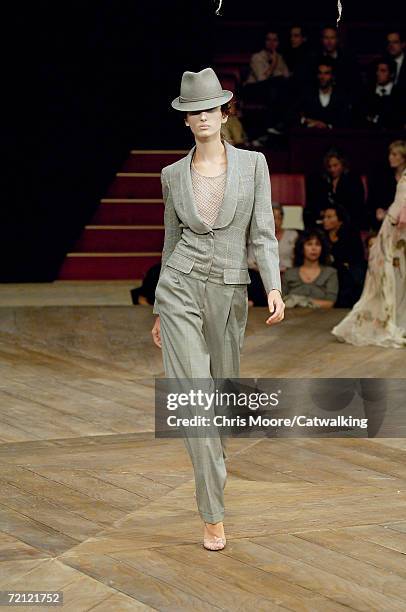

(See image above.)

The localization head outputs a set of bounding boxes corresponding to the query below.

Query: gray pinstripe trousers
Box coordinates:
[155,265,248,523]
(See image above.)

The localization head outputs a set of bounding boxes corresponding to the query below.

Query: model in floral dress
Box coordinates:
[331,168,406,348]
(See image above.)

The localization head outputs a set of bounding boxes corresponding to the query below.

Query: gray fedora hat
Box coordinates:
[171,67,233,112]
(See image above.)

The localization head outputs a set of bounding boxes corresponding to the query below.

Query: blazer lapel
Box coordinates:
[180,140,239,233]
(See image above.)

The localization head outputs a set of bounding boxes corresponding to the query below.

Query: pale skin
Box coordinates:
[151,105,285,541]
[298,237,335,309]
[376,148,406,225]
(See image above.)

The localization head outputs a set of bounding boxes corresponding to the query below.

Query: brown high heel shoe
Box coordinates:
[203,522,226,551]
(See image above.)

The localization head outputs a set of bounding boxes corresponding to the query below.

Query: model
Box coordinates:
[151,68,284,550]
[331,140,406,348]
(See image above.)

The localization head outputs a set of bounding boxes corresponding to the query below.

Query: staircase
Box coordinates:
[58,148,313,280]
[58,150,187,280]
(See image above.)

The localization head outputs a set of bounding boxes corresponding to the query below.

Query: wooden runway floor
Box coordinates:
[0,291,405,610]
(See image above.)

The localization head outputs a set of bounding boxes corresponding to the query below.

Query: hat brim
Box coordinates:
[171,90,234,111]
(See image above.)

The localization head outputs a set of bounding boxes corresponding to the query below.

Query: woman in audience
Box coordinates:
[305,149,366,230]
[367,140,406,230]
[321,204,367,307]
[247,202,298,305]
[282,229,338,308]
[332,159,406,347]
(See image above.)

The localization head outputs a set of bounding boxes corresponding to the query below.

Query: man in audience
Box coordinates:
[285,25,311,74]
[314,25,361,100]
[358,58,405,129]
[385,30,406,93]
[289,58,350,129]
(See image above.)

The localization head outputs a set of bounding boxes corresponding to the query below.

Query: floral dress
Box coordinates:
[331,170,406,348]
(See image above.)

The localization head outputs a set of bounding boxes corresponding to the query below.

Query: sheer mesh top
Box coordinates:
[190,160,226,227]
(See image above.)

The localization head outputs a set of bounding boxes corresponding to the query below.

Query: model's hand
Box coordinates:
[266,290,285,325]
[151,316,162,348]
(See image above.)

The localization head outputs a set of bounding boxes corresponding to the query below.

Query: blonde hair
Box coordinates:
[389,140,406,161]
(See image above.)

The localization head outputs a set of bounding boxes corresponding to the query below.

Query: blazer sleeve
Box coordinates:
[248,152,281,294]
[152,168,182,315]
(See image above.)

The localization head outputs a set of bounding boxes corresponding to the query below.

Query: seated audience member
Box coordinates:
[130,263,161,306]
[321,204,367,308]
[289,58,350,129]
[367,139,406,230]
[358,58,405,129]
[385,30,406,94]
[305,149,367,230]
[282,229,338,309]
[220,98,249,146]
[284,25,311,74]
[316,25,361,98]
[247,202,299,306]
[243,30,290,85]
[240,29,290,131]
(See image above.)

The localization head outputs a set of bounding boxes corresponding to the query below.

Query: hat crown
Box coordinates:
[179,68,223,102]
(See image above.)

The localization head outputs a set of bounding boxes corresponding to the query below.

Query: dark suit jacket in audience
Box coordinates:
[305,171,367,230]
[291,86,350,128]
[366,167,398,230]
[356,84,405,129]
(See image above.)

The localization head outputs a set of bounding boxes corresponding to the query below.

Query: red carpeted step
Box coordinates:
[122,150,188,172]
[106,174,161,198]
[58,253,161,280]
[92,200,164,225]
[72,226,164,252]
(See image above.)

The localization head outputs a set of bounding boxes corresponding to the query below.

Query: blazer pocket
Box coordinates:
[223,268,251,284]
[165,252,195,274]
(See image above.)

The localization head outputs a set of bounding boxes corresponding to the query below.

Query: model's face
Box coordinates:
[321,28,338,53]
[376,63,391,85]
[290,27,305,48]
[327,157,344,178]
[388,148,406,168]
[318,65,333,88]
[273,208,283,230]
[387,33,405,57]
[265,32,279,52]
[185,106,227,140]
[303,238,322,261]
[322,208,342,231]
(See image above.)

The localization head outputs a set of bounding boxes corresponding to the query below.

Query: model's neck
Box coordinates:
[194,138,226,163]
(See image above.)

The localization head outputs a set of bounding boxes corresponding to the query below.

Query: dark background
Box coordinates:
[1,0,404,281]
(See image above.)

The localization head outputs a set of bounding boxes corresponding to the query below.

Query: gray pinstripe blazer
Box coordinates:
[153,140,281,315]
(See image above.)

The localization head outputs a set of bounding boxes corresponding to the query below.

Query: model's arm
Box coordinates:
[249,152,284,325]
[249,152,282,294]
[152,169,182,315]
